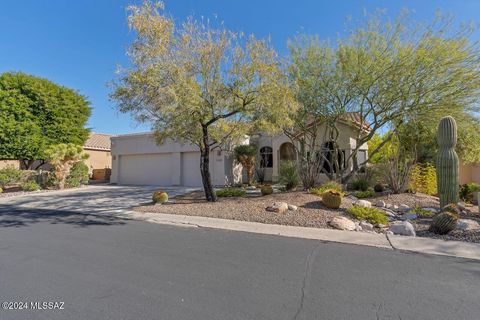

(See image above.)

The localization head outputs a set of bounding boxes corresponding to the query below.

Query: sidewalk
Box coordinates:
[130,211,480,261]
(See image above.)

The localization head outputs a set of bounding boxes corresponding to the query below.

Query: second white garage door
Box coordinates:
[181,152,203,187]
[118,153,172,186]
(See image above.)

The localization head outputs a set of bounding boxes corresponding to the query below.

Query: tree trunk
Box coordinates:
[200,125,217,202]
[21,159,35,170]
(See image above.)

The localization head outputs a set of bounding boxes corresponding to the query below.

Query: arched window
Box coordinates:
[260,146,273,168]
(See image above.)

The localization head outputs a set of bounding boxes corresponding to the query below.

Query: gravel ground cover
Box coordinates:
[135,190,352,229]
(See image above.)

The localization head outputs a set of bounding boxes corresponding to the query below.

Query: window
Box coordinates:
[260,146,273,168]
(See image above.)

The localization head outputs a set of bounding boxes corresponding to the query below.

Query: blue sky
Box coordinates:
[1,0,479,134]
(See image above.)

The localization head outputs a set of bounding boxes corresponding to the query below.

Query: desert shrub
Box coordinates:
[0,187,3,193]
[373,183,385,192]
[278,161,299,191]
[346,206,389,225]
[66,162,89,188]
[20,181,41,191]
[260,185,273,196]
[351,175,370,191]
[310,181,343,196]
[459,183,480,202]
[409,163,437,195]
[216,187,246,197]
[410,206,435,217]
[152,190,169,203]
[353,190,375,199]
[0,166,22,187]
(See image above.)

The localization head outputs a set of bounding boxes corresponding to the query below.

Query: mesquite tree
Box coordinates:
[287,11,480,184]
[111,1,295,201]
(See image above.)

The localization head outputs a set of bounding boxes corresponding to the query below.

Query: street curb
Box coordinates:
[132,211,480,261]
[387,234,480,261]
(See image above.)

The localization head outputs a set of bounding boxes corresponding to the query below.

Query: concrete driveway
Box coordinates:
[0,185,196,214]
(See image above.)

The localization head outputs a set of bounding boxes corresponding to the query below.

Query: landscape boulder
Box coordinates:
[456,219,480,231]
[398,204,410,212]
[354,200,372,208]
[359,221,374,231]
[329,216,356,231]
[288,204,298,211]
[375,200,386,208]
[389,221,416,237]
[266,202,289,213]
[401,213,418,221]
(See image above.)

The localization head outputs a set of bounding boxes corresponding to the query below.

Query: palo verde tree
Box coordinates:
[111,1,295,201]
[288,11,480,184]
[0,72,91,169]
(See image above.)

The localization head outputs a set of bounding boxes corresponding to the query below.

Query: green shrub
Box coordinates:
[459,183,480,202]
[66,162,90,188]
[278,161,299,191]
[409,163,437,195]
[260,185,273,196]
[410,206,435,217]
[346,206,389,225]
[310,181,343,196]
[152,190,169,203]
[216,187,246,197]
[373,183,384,192]
[0,166,22,187]
[20,181,41,191]
[353,190,375,199]
[351,175,370,191]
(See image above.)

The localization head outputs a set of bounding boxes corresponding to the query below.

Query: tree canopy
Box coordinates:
[287,11,480,183]
[111,1,296,201]
[0,72,91,169]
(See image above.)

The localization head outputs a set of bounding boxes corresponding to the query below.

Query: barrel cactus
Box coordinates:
[322,189,343,209]
[260,185,273,196]
[152,190,169,204]
[436,116,459,208]
[429,211,458,235]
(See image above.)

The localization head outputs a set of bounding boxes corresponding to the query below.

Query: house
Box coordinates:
[84,133,114,180]
[110,114,369,187]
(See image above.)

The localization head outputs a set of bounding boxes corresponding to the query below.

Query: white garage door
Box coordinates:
[181,152,203,187]
[119,153,171,185]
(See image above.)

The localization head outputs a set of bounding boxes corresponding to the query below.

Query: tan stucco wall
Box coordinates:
[460,162,480,184]
[110,133,235,186]
[0,160,20,169]
[253,122,368,182]
[84,149,112,171]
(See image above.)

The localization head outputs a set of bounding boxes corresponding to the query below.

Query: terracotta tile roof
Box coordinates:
[84,133,114,151]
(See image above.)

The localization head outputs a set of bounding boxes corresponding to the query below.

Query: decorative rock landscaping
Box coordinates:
[329,216,356,231]
[389,221,416,237]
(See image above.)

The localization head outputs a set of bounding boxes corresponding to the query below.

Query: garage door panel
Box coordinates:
[181,152,203,187]
[119,154,171,185]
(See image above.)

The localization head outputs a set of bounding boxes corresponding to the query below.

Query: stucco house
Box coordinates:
[110,114,370,187]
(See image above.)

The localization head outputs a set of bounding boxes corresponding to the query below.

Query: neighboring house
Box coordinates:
[84,133,114,180]
[460,162,480,184]
[110,114,369,187]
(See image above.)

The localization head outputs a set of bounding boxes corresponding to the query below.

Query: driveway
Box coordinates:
[0,185,196,214]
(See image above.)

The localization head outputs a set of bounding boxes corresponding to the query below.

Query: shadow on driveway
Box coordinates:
[0,205,130,228]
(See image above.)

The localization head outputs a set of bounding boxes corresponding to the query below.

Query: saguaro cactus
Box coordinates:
[436,116,459,207]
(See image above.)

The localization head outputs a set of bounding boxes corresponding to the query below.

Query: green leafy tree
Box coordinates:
[111,1,296,201]
[287,11,480,184]
[0,72,91,169]
[45,144,88,189]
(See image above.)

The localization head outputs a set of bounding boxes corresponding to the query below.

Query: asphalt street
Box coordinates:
[0,204,479,320]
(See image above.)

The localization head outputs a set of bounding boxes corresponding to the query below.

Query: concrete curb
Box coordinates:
[387,234,480,261]
[132,211,480,261]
